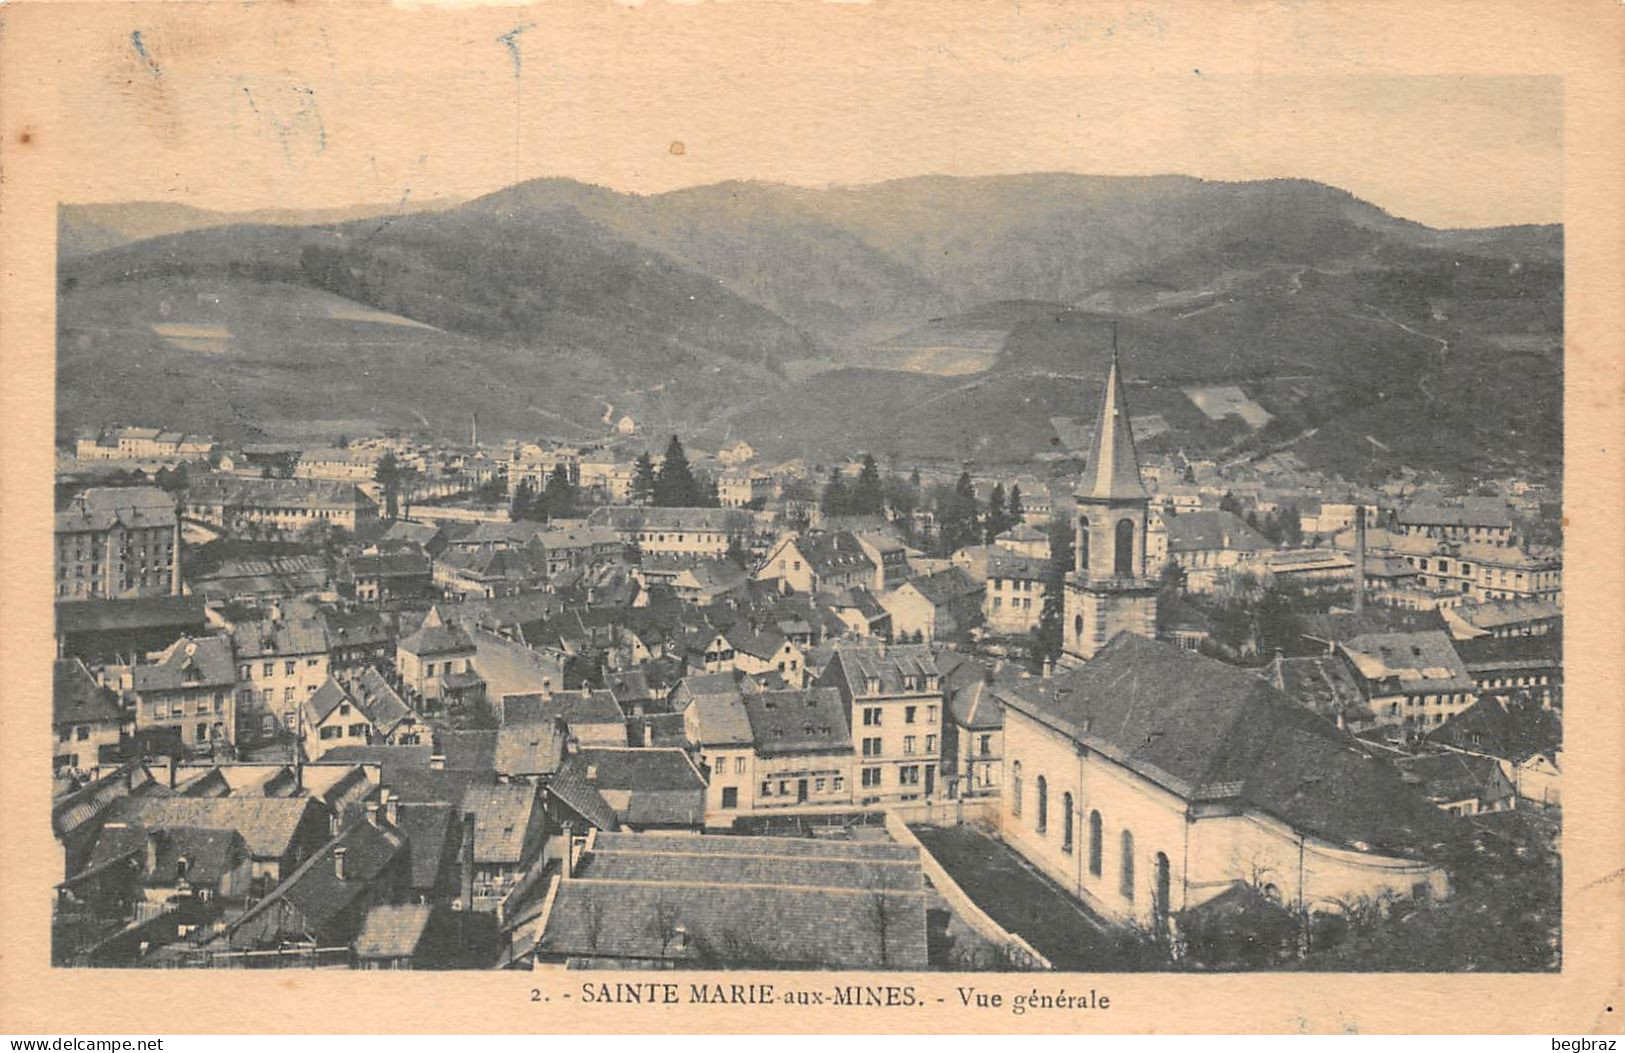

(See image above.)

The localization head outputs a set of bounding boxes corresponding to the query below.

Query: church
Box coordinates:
[1000,348,1458,932]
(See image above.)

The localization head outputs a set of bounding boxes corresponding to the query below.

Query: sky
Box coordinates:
[40,1,1564,228]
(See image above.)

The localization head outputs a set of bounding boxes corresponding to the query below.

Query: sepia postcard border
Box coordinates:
[1,0,1621,1035]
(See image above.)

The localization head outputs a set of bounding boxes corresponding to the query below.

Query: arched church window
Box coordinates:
[1120,829,1135,900]
[1077,517,1090,572]
[1088,810,1103,876]
[1035,776,1048,834]
[1114,518,1135,577]
[1062,793,1075,853]
[1011,761,1023,817]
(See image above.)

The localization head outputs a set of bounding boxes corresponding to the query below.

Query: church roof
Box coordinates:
[1079,348,1148,502]
[997,635,1459,858]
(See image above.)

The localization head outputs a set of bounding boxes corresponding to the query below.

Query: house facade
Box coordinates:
[54,487,181,601]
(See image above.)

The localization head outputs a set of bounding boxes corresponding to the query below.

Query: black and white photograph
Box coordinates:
[17,0,1597,1003]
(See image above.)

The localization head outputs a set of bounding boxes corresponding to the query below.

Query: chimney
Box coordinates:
[561,821,575,879]
[459,812,477,910]
[382,789,399,826]
[1041,658,1054,679]
[145,831,163,875]
[672,924,689,953]
[1353,510,1368,614]
[586,764,599,783]
[333,845,348,881]
[365,802,380,827]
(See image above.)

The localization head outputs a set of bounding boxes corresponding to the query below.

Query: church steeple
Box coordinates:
[1080,325,1147,502]
[1061,324,1159,666]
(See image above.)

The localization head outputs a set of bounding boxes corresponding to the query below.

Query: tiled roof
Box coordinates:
[1398,502,1512,529]
[948,677,1003,731]
[225,819,406,939]
[349,550,432,578]
[460,781,541,864]
[132,635,237,693]
[824,645,941,697]
[997,634,1460,857]
[55,487,177,533]
[392,802,456,892]
[398,609,475,656]
[55,595,207,636]
[741,688,851,756]
[87,824,248,888]
[185,474,377,512]
[1339,631,1475,695]
[793,532,877,579]
[354,903,436,960]
[901,567,981,606]
[588,506,755,534]
[1164,510,1272,553]
[682,683,755,748]
[1395,752,1503,803]
[1425,695,1561,763]
[565,748,706,828]
[231,617,329,659]
[986,549,1049,582]
[540,833,927,968]
[500,689,624,731]
[543,763,619,832]
[104,795,320,860]
[1448,597,1562,631]
[54,658,124,728]
[1271,656,1367,719]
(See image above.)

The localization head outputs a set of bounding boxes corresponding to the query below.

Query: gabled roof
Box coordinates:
[231,617,330,659]
[104,795,321,860]
[1397,501,1512,529]
[948,677,1003,731]
[790,531,877,579]
[500,689,625,730]
[392,801,456,893]
[1339,631,1474,695]
[1078,348,1148,502]
[54,658,124,728]
[1395,752,1505,803]
[898,567,981,606]
[1425,694,1561,763]
[986,549,1049,582]
[565,748,706,828]
[55,595,207,636]
[823,645,941,697]
[397,608,475,656]
[132,635,237,693]
[87,824,248,888]
[539,833,927,968]
[55,487,178,533]
[224,819,406,940]
[1271,656,1367,719]
[460,781,542,864]
[354,903,436,960]
[742,688,851,755]
[1164,510,1272,553]
[1447,597,1562,632]
[997,634,1459,857]
[682,682,754,748]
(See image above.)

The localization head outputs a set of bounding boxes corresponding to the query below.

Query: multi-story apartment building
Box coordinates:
[231,617,332,740]
[292,446,381,484]
[183,474,379,535]
[588,506,756,558]
[816,645,944,803]
[54,487,181,601]
[127,635,239,753]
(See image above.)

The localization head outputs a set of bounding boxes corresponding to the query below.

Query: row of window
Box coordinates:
[860,734,937,756]
[1011,762,1151,902]
[991,596,1035,611]
[860,704,938,727]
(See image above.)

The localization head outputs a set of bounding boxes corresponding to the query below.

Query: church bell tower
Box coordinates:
[1061,328,1159,666]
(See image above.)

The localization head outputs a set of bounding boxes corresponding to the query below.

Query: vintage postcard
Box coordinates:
[1,0,1621,1036]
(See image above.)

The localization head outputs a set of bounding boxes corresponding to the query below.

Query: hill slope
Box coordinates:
[57,174,1561,483]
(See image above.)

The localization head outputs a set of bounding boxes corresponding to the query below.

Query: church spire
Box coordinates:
[1080,323,1148,501]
